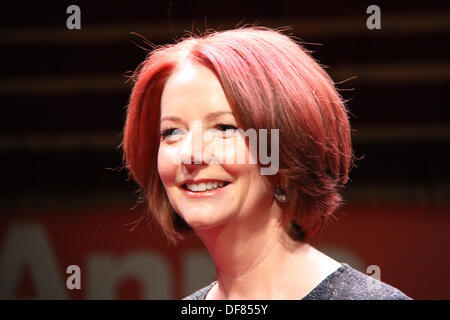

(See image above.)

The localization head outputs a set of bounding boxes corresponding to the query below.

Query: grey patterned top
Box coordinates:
[183,263,412,300]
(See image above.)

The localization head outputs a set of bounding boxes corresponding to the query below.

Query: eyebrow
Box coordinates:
[160,111,234,124]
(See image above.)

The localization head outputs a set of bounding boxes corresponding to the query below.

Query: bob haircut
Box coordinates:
[122,26,353,244]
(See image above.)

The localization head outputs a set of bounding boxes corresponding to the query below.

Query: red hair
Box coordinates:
[122,27,353,243]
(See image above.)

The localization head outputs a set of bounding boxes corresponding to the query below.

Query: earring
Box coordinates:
[274,184,289,203]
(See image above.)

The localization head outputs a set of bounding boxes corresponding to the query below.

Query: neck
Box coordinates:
[195,202,336,299]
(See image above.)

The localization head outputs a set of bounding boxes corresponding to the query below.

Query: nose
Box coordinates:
[179,121,205,166]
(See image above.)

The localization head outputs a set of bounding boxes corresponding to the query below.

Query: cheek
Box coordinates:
[208,135,258,166]
[157,145,178,185]
[206,136,262,182]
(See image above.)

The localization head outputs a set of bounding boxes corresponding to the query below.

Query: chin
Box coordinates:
[180,209,233,232]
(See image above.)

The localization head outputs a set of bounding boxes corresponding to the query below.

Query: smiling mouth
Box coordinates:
[182,181,231,192]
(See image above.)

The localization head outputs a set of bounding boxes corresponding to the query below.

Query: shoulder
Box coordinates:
[183,281,217,300]
[303,263,412,300]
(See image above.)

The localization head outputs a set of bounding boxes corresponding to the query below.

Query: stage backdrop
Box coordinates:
[0,203,448,300]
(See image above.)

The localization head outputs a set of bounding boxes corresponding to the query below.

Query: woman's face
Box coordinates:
[157,61,275,231]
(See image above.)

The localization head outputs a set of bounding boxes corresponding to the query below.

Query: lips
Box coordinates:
[183,181,230,192]
[179,180,231,198]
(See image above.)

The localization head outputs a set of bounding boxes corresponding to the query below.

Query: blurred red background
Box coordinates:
[1,203,448,299]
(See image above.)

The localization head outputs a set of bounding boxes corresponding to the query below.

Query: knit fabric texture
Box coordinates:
[183,263,412,300]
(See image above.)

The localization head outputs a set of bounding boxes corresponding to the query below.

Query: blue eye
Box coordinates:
[216,124,237,131]
[210,124,238,139]
[160,128,175,136]
[160,128,184,139]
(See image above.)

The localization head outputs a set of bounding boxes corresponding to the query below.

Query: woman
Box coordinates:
[122,27,411,300]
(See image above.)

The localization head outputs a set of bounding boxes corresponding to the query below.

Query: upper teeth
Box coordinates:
[185,181,226,192]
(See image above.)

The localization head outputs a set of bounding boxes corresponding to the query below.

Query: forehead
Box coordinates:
[160,61,232,117]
